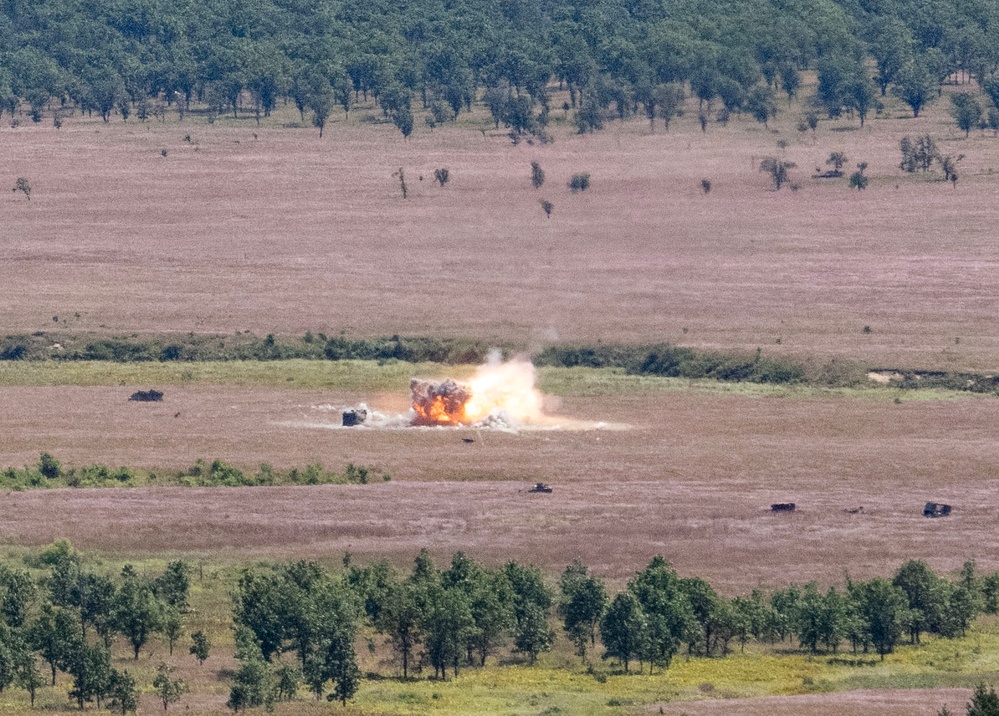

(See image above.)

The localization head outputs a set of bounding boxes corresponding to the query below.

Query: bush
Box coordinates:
[568,173,590,192]
[849,162,869,191]
[530,161,545,189]
[433,168,450,187]
[38,452,61,479]
[13,177,30,201]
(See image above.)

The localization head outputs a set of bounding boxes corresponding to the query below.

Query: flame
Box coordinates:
[425,396,457,424]
[410,353,543,426]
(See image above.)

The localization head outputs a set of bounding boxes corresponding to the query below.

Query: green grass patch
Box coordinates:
[0,360,983,404]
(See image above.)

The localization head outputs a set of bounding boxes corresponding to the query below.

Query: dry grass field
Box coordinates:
[3,87,999,372]
[2,380,998,591]
[4,86,999,714]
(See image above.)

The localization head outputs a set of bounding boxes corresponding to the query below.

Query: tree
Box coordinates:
[155,561,191,611]
[745,85,776,128]
[558,561,608,658]
[679,577,724,656]
[107,669,139,715]
[893,560,943,643]
[0,566,36,628]
[232,570,287,662]
[512,601,553,665]
[298,575,360,704]
[951,94,982,138]
[600,592,646,673]
[966,683,999,716]
[985,107,999,137]
[65,642,113,709]
[0,624,19,695]
[870,18,914,96]
[505,563,555,665]
[267,661,297,702]
[779,64,800,102]
[796,584,846,653]
[15,646,44,707]
[940,154,964,188]
[716,77,745,115]
[421,584,474,678]
[12,178,32,202]
[434,168,450,187]
[163,608,183,656]
[655,83,685,131]
[28,605,81,685]
[629,558,695,671]
[310,86,334,139]
[893,61,936,118]
[844,75,877,127]
[153,662,188,711]
[392,106,414,140]
[855,578,907,660]
[78,573,118,647]
[900,135,938,173]
[228,657,274,712]
[114,566,165,660]
[568,174,591,192]
[190,630,211,665]
[463,566,515,667]
[530,161,545,189]
[376,580,422,678]
[574,91,603,134]
[760,157,796,190]
[849,163,869,190]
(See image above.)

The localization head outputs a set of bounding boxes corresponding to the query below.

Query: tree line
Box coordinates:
[2,542,999,711]
[228,552,999,708]
[3,0,999,137]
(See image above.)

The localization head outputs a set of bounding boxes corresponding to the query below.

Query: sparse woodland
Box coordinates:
[1,542,998,713]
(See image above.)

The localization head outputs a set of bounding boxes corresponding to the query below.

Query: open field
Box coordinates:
[5,88,999,714]
[4,89,999,372]
[2,369,998,591]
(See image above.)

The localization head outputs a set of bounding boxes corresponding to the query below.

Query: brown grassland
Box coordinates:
[2,83,999,371]
[2,80,999,714]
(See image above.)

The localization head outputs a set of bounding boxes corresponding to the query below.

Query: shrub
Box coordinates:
[540,199,553,218]
[13,177,31,201]
[849,162,869,190]
[433,168,450,187]
[530,161,545,189]
[700,179,712,194]
[568,173,590,192]
[38,452,61,479]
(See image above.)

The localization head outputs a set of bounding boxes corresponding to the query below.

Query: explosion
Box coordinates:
[410,354,543,427]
